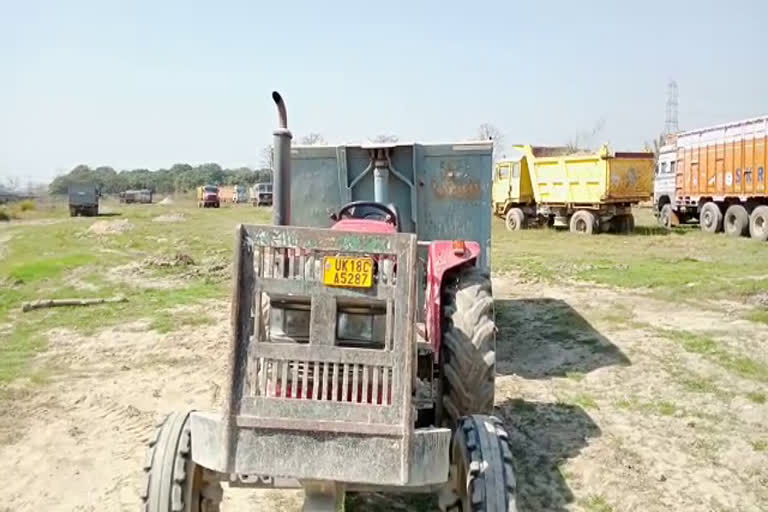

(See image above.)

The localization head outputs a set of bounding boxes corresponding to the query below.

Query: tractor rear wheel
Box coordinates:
[439,415,518,512]
[141,411,222,512]
[440,266,495,425]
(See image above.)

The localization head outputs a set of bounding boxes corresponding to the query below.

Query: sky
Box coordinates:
[2,0,768,183]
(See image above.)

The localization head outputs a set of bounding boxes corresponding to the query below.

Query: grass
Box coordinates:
[569,392,599,410]
[655,328,768,383]
[752,440,768,452]
[746,391,767,404]
[579,494,616,512]
[492,207,768,304]
[0,198,270,383]
[616,397,682,417]
[745,309,768,325]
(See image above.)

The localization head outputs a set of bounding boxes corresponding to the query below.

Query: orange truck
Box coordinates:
[655,115,768,240]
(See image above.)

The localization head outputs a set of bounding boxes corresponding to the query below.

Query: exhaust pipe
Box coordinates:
[272,91,292,226]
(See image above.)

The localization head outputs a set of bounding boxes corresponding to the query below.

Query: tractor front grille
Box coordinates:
[224,224,417,440]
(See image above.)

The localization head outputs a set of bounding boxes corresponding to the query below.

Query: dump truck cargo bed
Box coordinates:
[518,145,654,205]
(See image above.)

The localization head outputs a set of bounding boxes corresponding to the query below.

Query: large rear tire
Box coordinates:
[439,415,518,512]
[569,210,596,235]
[659,204,673,229]
[141,411,222,512]
[440,266,496,425]
[724,204,749,237]
[700,202,722,233]
[749,206,768,241]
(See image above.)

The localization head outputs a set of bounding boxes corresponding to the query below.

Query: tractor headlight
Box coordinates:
[336,308,386,349]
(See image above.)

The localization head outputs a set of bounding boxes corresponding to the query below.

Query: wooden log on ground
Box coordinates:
[21,296,128,312]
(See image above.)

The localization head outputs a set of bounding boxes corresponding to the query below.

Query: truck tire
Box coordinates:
[439,415,518,512]
[659,204,673,229]
[724,204,749,237]
[700,202,722,233]
[440,266,496,425]
[749,206,768,241]
[504,208,525,231]
[569,210,596,235]
[141,411,222,512]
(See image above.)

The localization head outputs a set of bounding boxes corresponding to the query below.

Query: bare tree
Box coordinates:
[2,176,20,192]
[477,123,505,161]
[370,134,399,143]
[566,117,606,152]
[260,145,274,171]
[300,133,326,145]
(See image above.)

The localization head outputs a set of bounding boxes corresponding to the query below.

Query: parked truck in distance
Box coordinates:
[654,115,768,241]
[196,185,220,208]
[493,144,654,234]
[68,184,100,217]
[119,189,153,204]
[250,182,273,206]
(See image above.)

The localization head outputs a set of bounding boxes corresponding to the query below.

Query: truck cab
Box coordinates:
[654,142,679,227]
[492,155,533,216]
[197,185,220,208]
[251,182,273,207]
[68,184,100,217]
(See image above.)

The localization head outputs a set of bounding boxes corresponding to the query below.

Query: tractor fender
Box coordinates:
[425,240,481,362]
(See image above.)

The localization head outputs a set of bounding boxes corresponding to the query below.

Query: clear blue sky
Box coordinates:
[2,0,767,182]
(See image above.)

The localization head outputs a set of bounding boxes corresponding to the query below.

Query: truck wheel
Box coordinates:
[659,204,673,229]
[504,208,525,231]
[724,204,749,237]
[749,206,768,241]
[440,266,495,425]
[439,415,518,512]
[569,210,596,235]
[700,202,722,233]
[142,411,222,512]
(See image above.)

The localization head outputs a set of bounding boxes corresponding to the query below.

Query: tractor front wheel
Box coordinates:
[141,411,222,512]
[439,415,518,512]
[440,266,495,425]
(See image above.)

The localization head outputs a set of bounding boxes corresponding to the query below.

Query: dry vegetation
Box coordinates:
[0,201,766,511]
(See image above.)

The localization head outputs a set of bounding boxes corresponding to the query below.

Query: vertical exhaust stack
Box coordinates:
[272,91,292,226]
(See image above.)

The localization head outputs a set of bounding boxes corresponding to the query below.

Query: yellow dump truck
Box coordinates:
[493,144,654,234]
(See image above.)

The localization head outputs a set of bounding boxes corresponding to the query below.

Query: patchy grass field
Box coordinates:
[1,202,767,511]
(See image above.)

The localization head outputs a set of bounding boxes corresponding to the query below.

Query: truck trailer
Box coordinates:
[654,115,768,240]
[493,144,654,234]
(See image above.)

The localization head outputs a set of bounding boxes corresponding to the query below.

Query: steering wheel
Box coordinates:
[334,201,399,229]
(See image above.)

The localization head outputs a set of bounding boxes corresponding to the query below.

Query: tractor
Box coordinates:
[141,92,517,511]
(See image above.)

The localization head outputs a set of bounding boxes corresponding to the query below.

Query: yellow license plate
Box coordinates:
[322,256,374,288]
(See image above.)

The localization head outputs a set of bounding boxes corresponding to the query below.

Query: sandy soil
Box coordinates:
[1,276,766,511]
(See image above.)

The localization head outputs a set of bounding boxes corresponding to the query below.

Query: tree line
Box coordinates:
[48,163,273,195]
[47,125,508,195]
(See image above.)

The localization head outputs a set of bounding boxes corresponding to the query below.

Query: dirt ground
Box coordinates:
[1,274,766,511]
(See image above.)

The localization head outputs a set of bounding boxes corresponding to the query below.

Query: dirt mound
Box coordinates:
[158,196,175,205]
[142,252,196,267]
[152,213,185,223]
[87,219,134,235]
